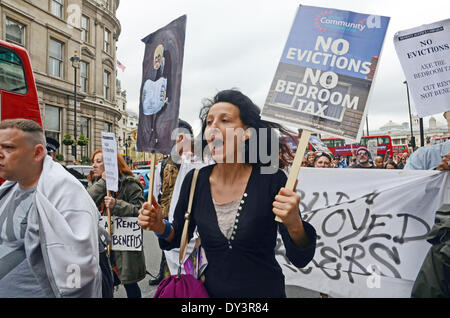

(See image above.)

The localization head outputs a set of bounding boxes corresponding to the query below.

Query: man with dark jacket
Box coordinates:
[411,204,450,297]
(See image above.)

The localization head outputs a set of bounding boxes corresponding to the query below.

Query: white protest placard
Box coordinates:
[394,19,450,118]
[275,168,449,297]
[261,5,390,142]
[99,216,143,251]
[101,132,118,192]
[367,139,378,160]
[309,135,331,154]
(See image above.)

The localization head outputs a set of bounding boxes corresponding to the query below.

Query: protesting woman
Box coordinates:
[88,149,146,298]
[138,89,316,298]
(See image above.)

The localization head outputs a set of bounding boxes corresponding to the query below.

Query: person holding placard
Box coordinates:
[87,149,146,298]
[149,119,195,286]
[138,89,317,298]
[402,139,450,297]
[404,139,450,171]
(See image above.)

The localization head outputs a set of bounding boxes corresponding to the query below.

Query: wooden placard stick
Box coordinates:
[275,129,311,223]
[106,190,112,255]
[147,152,157,203]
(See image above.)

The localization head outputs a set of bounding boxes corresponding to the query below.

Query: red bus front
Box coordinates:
[321,135,393,159]
[0,39,42,126]
[393,144,409,155]
[0,40,42,185]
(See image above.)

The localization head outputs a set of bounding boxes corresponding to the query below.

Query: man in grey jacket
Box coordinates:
[0,119,101,297]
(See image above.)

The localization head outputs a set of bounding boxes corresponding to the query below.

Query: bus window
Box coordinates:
[359,138,368,145]
[335,139,346,147]
[431,136,450,145]
[0,46,27,95]
[322,139,334,147]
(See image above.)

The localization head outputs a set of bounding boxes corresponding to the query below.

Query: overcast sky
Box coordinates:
[116,0,450,135]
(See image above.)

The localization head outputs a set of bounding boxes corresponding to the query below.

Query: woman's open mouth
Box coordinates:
[209,139,224,154]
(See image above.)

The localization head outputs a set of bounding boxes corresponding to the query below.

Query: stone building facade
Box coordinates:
[372,114,449,147]
[0,0,126,163]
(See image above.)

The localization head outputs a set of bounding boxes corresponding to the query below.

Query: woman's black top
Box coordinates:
[159,164,317,298]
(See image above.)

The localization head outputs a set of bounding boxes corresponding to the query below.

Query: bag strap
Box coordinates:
[178,169,200,267]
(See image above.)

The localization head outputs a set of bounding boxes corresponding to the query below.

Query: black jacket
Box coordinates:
[160,164,317,298]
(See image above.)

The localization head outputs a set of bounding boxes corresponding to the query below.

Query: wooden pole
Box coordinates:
[106,190,112,256]
[275,129,311,222]
[147,152,156,203]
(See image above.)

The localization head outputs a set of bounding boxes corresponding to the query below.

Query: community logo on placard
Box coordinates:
[314,9,381,33]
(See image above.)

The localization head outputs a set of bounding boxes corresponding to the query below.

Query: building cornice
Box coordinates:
[1,1,36,22]
[83,97,123,118]
[36,79,86,100]
[84,0,121,37]
[81,46,96,59]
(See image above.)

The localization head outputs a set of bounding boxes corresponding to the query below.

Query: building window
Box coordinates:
[49,38,63,78]
[80,117,90,159]
[103,70,110,99]
[44,105,61,147]
[5,18,26,46]
[104,122,112,132]
[104,28,111,53]
[81,15,89,43]
[80,61,88,93]
[50,0,64,19]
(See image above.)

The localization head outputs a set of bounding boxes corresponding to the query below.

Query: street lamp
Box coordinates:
[403,80,415,151]
[125,135,132,165]
[70,51,80,162]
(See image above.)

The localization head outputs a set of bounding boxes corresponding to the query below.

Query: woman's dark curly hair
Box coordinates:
[197,89,295,169]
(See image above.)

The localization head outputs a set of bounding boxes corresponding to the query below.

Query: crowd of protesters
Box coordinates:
[0,93,449,298]
[303,146,412,169]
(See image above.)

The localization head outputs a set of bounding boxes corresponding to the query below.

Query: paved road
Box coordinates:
[114,230,320,298]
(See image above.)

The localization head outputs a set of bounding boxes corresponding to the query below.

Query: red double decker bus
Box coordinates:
[393,144,409,156]
[321,135,393,159]
[0,39,42,125]
[1,40,42,185]
[431,136,450,145]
